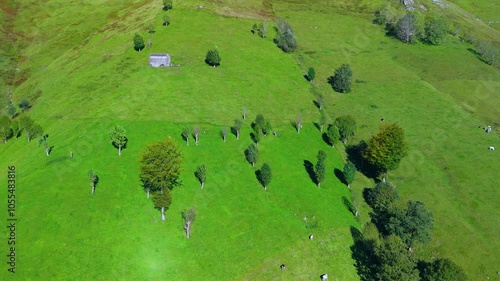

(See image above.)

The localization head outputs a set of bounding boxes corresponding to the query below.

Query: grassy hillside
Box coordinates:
[1,0,499,280]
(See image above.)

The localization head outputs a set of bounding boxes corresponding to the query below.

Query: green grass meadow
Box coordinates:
[0,0,499,280]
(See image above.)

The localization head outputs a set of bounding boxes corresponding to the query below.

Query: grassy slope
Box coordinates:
[1,1,358,280]
[1,0,499,280]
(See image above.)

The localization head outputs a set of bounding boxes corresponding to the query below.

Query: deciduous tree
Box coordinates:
[363,123,408,182]
[258,22,268,38]
[233,119,243,140]
[193,126,200,145]
[252,124,262,144]
[221,127,228,142]
[182,127,190,146]
[109,125,128,156]
[330,64,353,93]
[38,134,50,156]
[424,13,448,45]
[365,181,399,214]
[162,0,173,10]
[205,49,221,67]
[258,163,272,190]
[88,169,99,195]
[133,33,145,51]
[375,235,419,281]
[343,160,356,188]
[163,14,170,26]
[139,138,182,196]
[319,111,328,132]
[325,124,340,147]
[296,114,303,133]
[245,143,259,166]
[18,98,31,112]
[152,190,172,221]
[315,160,325,188]
[10,120,19,139]
[0,115,12,143]
[195,165,207,189]
[387,200,433,251]
[275,18,297,53]
[420,258,467,281]
[307,67,315,83]
[334,115,356,144]
[182,207,196,238]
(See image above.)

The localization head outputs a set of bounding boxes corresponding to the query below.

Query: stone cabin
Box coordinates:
[149,53,171,67]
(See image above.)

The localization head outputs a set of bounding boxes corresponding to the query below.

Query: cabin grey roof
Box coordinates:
[149,53,171,67]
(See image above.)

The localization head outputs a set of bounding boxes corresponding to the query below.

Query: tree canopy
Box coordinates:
[330,64,352,93]
[363,123,408,179]
[109,125,128,156]
[245,143,259,166]
[424,13,448,45]
[139,138,182,193]
[258,163,272,190]
[334,115,356,144]
[133,33,145,51]
[0,115,12,143]
[365,181,399,213]
[387,200,434,249]
[420,258,467,281]
[205,49,221,67]
[375,235,420,281]
[325,124,340,147]
[343,161,356,188]
[152,190,172,221]
[195,165,207,189]
[274,18,297,53]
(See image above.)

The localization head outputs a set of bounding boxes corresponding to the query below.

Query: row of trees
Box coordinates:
[375,2,449,45]
[0,115,44,145]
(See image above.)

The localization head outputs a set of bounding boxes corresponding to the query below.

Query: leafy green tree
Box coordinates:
[255,114,265,129]
[315,92,325,110]
[317,150,327,163]
[258,163,272,190]
[258,22,268,38]
[193,126,200,145]
[325,124,340,147]
[307,67,315,83]
[195,165,207,189]
[374,1,404,29]
[19,115,34,141]
[319,111,328,132]
[38,134,50,156]
[109,125,128,156]
[182,207,196,238]
[366,181,399,214]
[334,115,356,144]
[7,104,16,117]
[252,124,262,144]
[182,127,190,146]
[245,143,259,166]
[350,189,360,217]
[18,98,31,112]
[424,14,448,45]
[274,18,297,53]
[343,160,356,188]
[29,123,43,142]
[133,33,145,51]
[205,49,221,67]
[375,235,420,281]
[233,119,243,140]
[0,115,12,143]
[163,13,170,26]
[252,23,258,34]
[162,0,173,10]
[263,121,272,136]
[387,200,433,251]
[363,123,408,182]
[420,258,467,281]
[88,169,99,195]
[152,190,172,221]
[330,64,352,93]
[10,120,19,139]
[139,138,182,198]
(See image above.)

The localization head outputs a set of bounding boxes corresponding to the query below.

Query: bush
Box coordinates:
[329,64,353,93]
[424,14,448,45]
[133,33,145,51]
[274,18,297,53]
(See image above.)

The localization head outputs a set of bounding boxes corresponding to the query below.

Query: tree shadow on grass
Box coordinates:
[334,168,346,185]
[321,132,333,147]
[350,226,379,280]
[303,160,317,185]
[254,169,264,188]
[466,48,489,65]
[346,141,379,180]
[342,196,355,216]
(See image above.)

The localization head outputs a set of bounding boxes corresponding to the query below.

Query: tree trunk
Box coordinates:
[27,134,31,142]
[186,138,189,146]
[45,147,49,156]
[184,221,192,238]
[201,181,204,190]
[317,182,321,188]
[264,185,267,191]
[118,145,121,156]
[195,135,198,145]
[252,162,254,167]
[161,207,165,221]
[236,130,240,140]
[146,189,150,199]
[223,135,226,143]
[355,210,358,217]
[382,175,386,183]
[320,125,323,132]
[347,184,350,189]
[297,125,301,134]
[91,184,95,195]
